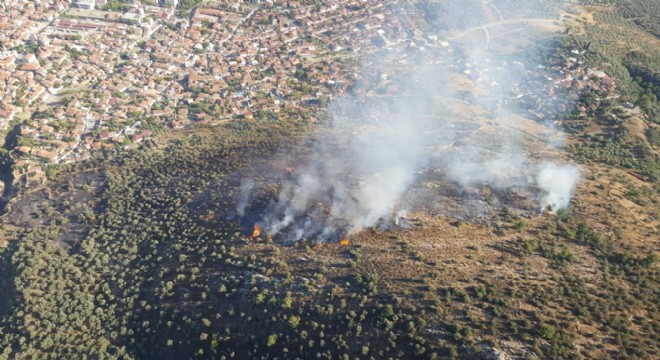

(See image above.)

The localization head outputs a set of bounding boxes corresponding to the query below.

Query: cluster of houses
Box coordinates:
[512,49,618,122]
[4,0,615,191]
[0,0,422,187]
[457,46,617,123]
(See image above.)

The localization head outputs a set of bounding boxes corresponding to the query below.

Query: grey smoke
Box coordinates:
[237,1,581,242]
[255,93,431,242]
[537,162,581,211]
[447,150,530,190]
[235,179,254,217]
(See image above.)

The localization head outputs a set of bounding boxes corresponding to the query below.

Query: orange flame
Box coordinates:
[251,225,261,238]
[339,239,350,246]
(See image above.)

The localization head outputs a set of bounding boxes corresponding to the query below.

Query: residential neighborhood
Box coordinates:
[0,0,617,190]
[1,1,658,359]
[1,0,425,187]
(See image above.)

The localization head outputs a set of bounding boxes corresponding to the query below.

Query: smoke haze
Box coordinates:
[537,162,581,211]
[236,1,580,242]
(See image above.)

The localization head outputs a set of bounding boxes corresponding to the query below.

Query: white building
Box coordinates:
[75,0,96,10]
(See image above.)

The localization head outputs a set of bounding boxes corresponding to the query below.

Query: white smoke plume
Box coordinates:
[447,150,530,190]
[253,93,431,242]
[536,162,581,211]
[235,180,255,217]
[235,1,581,242]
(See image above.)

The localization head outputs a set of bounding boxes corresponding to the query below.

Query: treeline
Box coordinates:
[625,52,660,124]
[0,120,449,359]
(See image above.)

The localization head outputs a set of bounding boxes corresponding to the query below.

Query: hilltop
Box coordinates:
[0,1,658,359]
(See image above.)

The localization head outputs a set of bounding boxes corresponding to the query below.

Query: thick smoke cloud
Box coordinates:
[237,1,581,242]
[254,87,433,242]
[537,162,581,211]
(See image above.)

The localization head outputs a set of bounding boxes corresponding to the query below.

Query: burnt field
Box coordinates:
[1,1,658,358]
[0,109,656,359]
[191,117,549,246]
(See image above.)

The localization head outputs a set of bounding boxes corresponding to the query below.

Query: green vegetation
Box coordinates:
[0,111,657,359]
[0,120,441,359]
[625,52,660,124]
[103,0,131,12]
[540,2,660,181]
[0,1,659,359]
[177,0,204,12]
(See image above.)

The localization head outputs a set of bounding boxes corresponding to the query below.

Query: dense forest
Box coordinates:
[0,116,657,359]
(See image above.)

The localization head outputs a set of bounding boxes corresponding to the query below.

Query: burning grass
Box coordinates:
[251,224,261,238]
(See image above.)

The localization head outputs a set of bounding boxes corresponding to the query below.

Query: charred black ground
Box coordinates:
[204,124,550,245]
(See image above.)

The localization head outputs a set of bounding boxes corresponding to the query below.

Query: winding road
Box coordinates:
[448,17,562,48]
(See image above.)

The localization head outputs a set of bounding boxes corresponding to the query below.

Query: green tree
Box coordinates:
[266,334,278,347]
